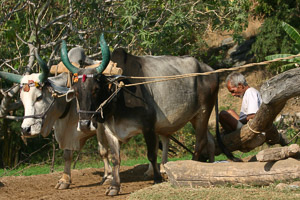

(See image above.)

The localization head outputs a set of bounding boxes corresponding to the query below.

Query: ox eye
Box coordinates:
[36,95,43,101]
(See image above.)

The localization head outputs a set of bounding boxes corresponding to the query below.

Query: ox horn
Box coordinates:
[96,33,110,74]
[35,49,49,82]
[60,40,79,74]
[0,71,22,84]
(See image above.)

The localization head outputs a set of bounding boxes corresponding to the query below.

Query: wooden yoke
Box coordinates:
[50,61,123,87]
[221,67,300,153]
[50,61,123,76]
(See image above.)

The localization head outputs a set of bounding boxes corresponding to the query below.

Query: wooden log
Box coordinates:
[220,68,300,153]
[256,144,300,162]
[164,158,300,187]
[50,61,123,75]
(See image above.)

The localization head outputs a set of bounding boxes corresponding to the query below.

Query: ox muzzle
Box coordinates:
[77,110,104,132]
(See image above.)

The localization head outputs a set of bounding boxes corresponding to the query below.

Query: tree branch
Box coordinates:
[0,1,28,26]
[0,85,21,118]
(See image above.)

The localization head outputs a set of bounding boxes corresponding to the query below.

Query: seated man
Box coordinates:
[219,72,262,132]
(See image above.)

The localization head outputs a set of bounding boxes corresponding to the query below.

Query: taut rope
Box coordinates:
[121,54,300,87]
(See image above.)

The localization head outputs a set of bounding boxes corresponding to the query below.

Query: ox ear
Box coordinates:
[66,88,75,102]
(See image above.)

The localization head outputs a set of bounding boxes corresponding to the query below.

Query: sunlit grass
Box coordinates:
[0,150,259,177]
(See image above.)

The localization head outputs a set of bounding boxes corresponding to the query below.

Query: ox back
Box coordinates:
[112,48,219,137]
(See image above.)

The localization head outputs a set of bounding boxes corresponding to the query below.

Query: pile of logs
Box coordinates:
[164,144,300,187]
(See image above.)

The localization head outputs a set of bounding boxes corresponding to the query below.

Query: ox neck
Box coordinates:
[59,101,71,119]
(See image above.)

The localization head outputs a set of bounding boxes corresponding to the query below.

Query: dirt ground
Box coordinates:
[0,164,154,200]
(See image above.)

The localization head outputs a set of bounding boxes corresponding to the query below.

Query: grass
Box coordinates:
[0,150,256,178]
[0,161,105,177]
[0,154,193,177]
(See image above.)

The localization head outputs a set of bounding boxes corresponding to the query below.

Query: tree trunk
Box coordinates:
[221,68,300,153]
[164,158,300,187]
[256,144,300,162]
[1,119,21,168]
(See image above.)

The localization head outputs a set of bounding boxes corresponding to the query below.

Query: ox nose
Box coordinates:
[79,120,91,131]
[21,127,31,136]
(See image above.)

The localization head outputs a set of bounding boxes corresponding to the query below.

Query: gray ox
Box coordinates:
[0,50,112,189]
[61,34,221,196]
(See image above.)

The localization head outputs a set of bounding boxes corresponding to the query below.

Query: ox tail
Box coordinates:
[214,97,241,162]
[169,135,194,155]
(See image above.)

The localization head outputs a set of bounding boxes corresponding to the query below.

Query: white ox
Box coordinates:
[0,51,112,189]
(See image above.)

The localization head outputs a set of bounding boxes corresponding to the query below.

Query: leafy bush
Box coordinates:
[251,17,295,62]
[265,22,300,73]
[251,0,300,73]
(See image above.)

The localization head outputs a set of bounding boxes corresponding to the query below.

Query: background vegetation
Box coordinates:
[0,0,299,174]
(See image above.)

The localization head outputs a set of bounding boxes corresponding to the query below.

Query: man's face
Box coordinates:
[227,81,245,98]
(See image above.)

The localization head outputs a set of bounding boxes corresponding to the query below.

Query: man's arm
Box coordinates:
[240,113,255,124]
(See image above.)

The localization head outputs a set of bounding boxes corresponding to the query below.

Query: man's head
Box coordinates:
[225,72,249,98]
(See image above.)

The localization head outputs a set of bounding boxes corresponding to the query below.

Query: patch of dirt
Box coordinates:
[0,165,153,200]
[204,17,263,48]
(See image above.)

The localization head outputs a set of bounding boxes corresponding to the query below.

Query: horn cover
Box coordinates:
[0,71,22,83]
[61,40,79,74]
[96,33,110,74]
[35,49,49,82]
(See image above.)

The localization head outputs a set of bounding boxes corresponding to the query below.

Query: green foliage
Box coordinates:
[274,115,299,145]
[251,18,294,62]
[172,123,195,156]
[121,134,147,159]
[254,0,299,20]
[108,0,251,58]
[251,0,300,70]
[265,22,300,73]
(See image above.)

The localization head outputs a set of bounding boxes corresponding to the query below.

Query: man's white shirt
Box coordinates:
[239,87,262,121]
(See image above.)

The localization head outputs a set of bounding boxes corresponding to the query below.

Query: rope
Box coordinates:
[246,119,277,134]
[55,93,67,98]
[91,82,122,119]
[122,53,300,87]
[246,119,262,134]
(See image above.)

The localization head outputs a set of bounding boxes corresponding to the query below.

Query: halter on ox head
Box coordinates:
[0,50,51,137]
[61,34,111,131]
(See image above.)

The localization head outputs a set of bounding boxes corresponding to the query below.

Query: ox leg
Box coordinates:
[144,135,169,177]
[143,128,162,184]
[145,162,154,178]
[207,131,215,163]
[55,149,72,189]
[191,111,211,161]
[160,135,169,174]
[96,124,112,185]
[104,128,121,196]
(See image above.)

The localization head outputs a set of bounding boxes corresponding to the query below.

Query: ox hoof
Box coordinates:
[161,172,168,181]
[154,175,163,184]
[105,186,120,196]
[99,175,113,185]
[55,180,70,190]
[143,171,153,179]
